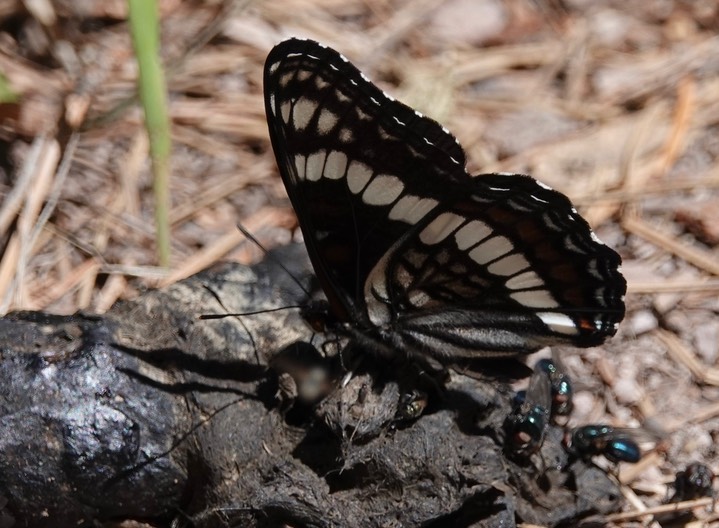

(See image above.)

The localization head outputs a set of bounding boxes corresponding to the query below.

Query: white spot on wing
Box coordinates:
[408,290,430,307]
[269,93,276,115]
[419,213,465,245]
[388,195,438,224]
[487,253,530,276]
[510,290,559,308]
[317,109,339,135]
[293,98,318,130]
[281,101,291,124]
[537,180,553,190]
[356,107,370,120]
[305,150,326,182]
[505,270,544,290]
[279,72,293,87]
[339,128,354,142]
[396,263,412,285]
[294,154,306,180]
[346,161,373,194]
[537,312,578,335]
[362,174,404,206]
[454,220,492,250]
[405,250,428,269]
[323,151,348,180]
[468,236,513,264]
[269,61,280,74]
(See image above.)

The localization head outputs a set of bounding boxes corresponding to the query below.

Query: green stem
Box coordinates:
[128,0,171,267]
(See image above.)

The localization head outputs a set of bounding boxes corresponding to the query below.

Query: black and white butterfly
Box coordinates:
[263,38,626,363]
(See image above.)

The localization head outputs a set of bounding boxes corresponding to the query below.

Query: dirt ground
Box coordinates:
[1,0,718,526]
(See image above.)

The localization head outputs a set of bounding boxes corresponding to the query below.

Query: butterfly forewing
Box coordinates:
[265,40,468,322]
[264,38,626,360]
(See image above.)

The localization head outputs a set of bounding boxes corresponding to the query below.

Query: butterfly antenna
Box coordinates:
[236,222,311,297]
[199,284,303,319]
[199,305,304,319]
[201,284,262,364]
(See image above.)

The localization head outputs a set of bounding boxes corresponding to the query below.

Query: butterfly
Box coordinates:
[263,38,626,363]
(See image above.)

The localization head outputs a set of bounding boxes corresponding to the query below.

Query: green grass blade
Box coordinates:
[128,0,171,267]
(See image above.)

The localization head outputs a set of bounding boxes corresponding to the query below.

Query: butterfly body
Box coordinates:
[264,38,626,362]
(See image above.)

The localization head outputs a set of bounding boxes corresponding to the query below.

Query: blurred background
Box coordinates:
[1,0,718,523]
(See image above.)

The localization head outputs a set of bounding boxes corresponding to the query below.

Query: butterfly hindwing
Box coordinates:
[263,38,626,359]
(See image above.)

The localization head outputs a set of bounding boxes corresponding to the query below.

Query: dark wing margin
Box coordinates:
[263,38,626,360]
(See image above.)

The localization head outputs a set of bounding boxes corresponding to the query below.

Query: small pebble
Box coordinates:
[629,310,658,335]
[614,376,641,405]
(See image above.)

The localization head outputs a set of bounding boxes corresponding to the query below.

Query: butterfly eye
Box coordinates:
[264,38,626,363]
